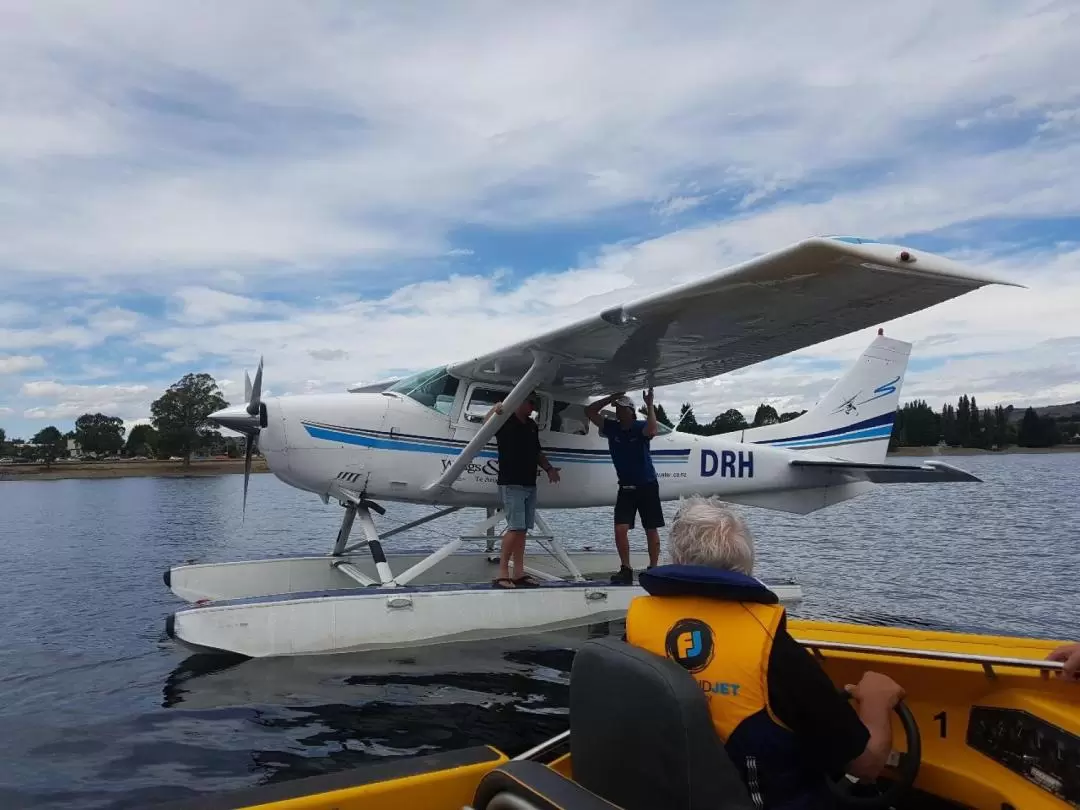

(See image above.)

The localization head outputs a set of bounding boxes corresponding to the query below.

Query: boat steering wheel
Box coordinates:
[827,688,922,808]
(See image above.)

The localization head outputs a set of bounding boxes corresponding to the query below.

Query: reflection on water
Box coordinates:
[0,454,1078,808]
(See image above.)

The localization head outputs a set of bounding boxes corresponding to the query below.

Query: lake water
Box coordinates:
[0,453,1077,808]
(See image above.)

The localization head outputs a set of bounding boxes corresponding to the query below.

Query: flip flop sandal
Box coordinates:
[492,578,517,589]
[512,576,540,588]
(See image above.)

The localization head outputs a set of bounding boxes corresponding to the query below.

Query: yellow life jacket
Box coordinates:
[626,592,789,740]
[625,565,829,809]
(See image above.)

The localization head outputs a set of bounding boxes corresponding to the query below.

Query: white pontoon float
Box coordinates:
[164,504,802,658]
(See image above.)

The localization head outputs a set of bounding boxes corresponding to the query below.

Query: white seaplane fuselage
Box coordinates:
[267,389,808,511]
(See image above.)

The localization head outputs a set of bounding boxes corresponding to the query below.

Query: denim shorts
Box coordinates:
[499,484,537,531]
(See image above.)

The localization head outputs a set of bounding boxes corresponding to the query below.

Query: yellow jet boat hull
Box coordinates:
[156,620,1079,809]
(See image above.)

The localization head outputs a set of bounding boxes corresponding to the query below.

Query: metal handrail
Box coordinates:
[795,638,1066,678]
[513,729,570,762]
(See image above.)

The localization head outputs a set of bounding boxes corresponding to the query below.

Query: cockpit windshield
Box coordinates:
[386,367,459,414]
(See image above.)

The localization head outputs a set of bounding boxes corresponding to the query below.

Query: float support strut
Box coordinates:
[332,502,358,556]
[355,506,394,585]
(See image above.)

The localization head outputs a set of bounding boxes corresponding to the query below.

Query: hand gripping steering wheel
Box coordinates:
[827,688,922,808]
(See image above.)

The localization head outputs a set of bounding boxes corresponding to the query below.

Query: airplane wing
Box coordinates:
[447,236,1019,394]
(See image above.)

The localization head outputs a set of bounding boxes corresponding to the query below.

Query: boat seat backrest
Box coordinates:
[568,637,756,810]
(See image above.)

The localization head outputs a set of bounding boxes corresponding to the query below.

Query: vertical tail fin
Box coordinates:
[731,332,910,463]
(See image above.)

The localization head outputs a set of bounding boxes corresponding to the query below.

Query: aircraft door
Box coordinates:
[453,382,512,439]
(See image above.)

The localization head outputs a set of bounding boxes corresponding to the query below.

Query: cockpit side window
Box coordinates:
[387,367,459,414]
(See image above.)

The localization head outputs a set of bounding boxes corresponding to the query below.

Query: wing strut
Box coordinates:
[422,350,560,495]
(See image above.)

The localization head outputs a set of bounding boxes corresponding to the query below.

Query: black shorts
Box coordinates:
[614,482,664,530]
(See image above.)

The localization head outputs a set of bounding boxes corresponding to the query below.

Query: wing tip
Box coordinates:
[814,235,1022,290]
[923,459,983,482]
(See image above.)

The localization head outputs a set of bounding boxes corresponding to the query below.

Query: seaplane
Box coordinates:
[162,235,1015,659]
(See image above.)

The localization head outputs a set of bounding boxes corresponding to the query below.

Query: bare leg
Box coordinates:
[499,529,526,583]
[511,531,526,579]
[614,524,631,569]
[645,528,660,567]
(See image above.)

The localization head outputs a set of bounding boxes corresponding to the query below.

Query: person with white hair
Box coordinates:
[625,495,907,810]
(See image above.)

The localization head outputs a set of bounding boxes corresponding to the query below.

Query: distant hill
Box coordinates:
[1006,401,1080,424]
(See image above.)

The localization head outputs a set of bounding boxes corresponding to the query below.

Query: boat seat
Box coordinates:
[473,637,755,810]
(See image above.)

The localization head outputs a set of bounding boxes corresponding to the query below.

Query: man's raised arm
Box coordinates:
[643,388,657,438]
[585,393,623,428]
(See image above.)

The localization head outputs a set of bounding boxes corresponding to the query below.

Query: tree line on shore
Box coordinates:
[649,397,1077,448]
[888,396,1076,449]
[0,373,235,468]
[2,374,1077,467]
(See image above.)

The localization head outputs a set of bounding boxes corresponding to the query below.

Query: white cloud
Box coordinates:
[20,381,66,398]
[0,302,35,326]
[87,307,143,336]
[170,286,268,325]
[0,2,1077,279]
[20,381,154,422]
[0,355,46,375]
[0,326,100,351]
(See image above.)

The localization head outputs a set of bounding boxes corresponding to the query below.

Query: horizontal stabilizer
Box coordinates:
[790,458,981,484]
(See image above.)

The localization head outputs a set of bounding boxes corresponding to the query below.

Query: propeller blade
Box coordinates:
[242,433,255,522]
[246,356,264,416]
[244,370,252,404]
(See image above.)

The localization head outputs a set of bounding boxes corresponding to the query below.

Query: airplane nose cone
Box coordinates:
[208,405,260,434]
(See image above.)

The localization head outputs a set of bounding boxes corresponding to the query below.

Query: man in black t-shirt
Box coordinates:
[485,393,560,588]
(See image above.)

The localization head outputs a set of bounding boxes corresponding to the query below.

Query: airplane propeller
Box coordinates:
[240,357,264,519]
[206,356,264,522]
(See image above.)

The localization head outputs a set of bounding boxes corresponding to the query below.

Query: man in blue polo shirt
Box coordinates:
[585,388,661,584]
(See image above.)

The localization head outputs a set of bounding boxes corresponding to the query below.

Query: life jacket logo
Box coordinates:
[665,618,714,673]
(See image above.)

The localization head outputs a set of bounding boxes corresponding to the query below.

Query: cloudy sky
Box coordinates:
[1,1,1079,440]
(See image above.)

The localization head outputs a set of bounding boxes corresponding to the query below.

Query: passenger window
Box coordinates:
[552,401,589,435]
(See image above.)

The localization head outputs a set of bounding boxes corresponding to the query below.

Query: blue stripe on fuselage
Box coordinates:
[763,425,893,449]
[304,424,498,457]
[751,412,894,446]
[302,422,690,464]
